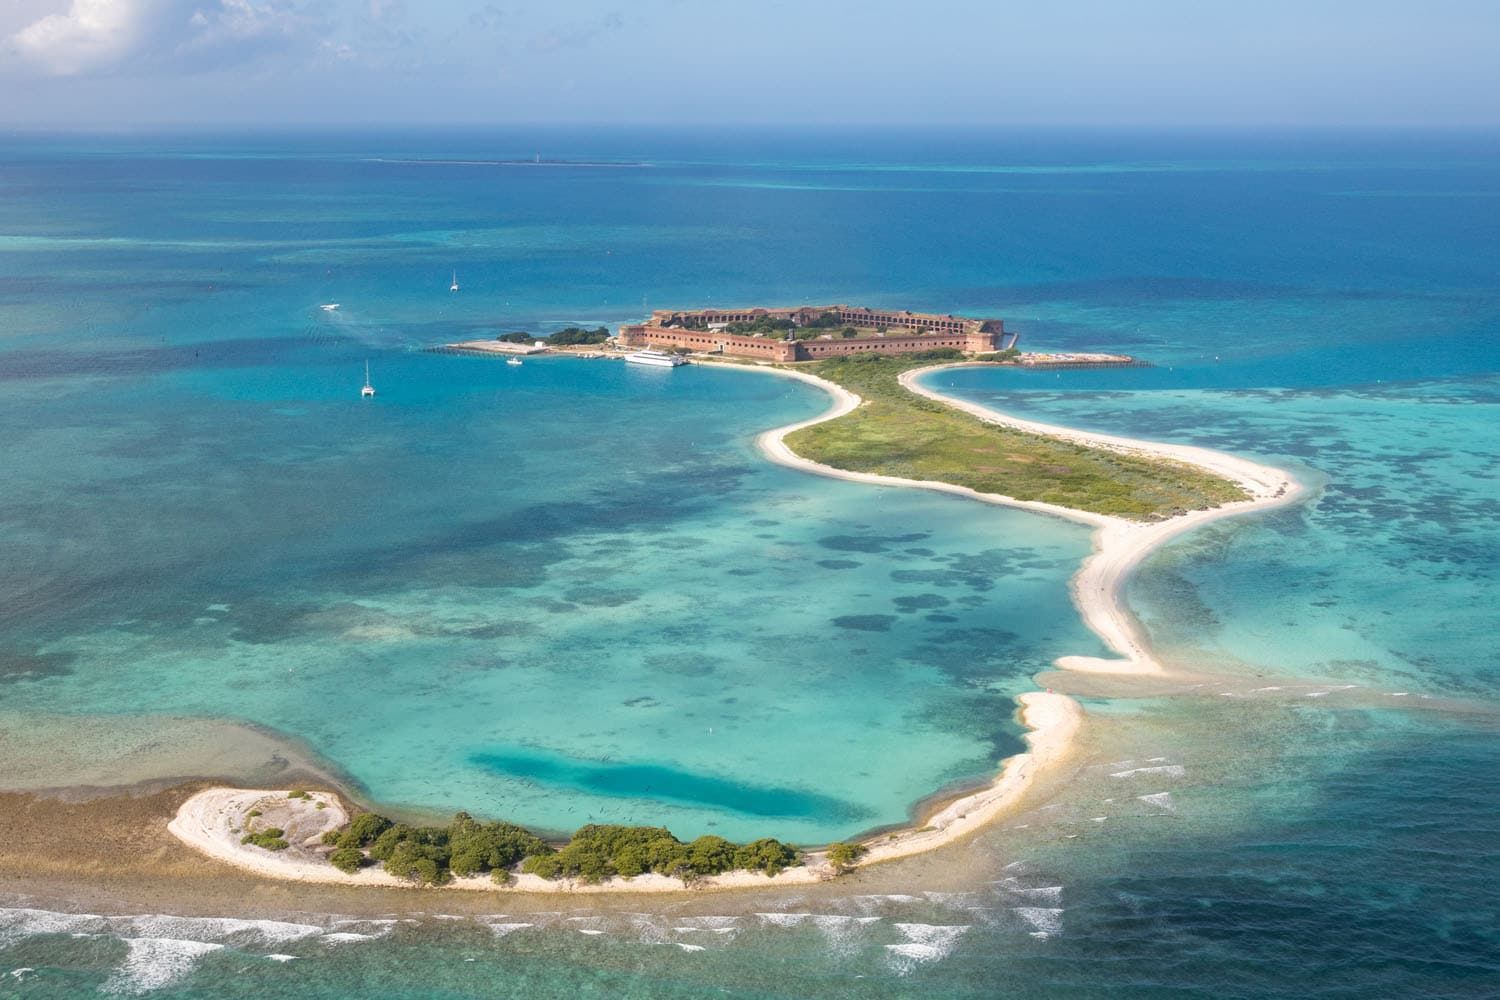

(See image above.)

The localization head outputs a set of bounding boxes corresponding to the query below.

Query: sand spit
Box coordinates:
[170,690,1079,894]
[754,362,1303,675]
[170,788,829,893]
[167,359,1300,892]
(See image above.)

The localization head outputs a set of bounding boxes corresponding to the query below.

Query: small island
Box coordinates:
[169,302,1299,894]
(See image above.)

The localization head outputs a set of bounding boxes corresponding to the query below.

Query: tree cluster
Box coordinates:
[520,825,799,884]
[495,326,611,346]
[319,812,801,887]
[320,811,550,886]
[545,326,611,346]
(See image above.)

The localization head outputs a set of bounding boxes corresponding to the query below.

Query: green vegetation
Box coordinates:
[826,841,866,873]
[318,812,801,887]
[496,327,611,347]
[784,355,1247,520]
[546,326,611,346]
[725,316,795,336]
[349,812,551,886]
[724,312,861,342]
[241,827,289,851]
[287,789,309,799]
[519,825,799,884]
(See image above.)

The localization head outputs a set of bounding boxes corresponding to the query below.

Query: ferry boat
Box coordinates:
[360,361,375,398]
[624,349,686,368]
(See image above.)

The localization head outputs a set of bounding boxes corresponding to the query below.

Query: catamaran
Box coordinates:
[624,349,686,368]
[361,361,376,398]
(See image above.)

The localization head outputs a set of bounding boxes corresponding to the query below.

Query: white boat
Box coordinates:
[361,361,376,398]
[449,271,460,293]
[624,349,686,368]
[506,357,523,367]
[320,303,340,312]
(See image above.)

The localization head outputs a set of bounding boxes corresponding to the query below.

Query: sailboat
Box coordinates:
[449,271,460,293]
[361,361,376,398]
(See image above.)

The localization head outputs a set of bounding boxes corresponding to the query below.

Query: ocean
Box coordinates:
[1,128,1497,997]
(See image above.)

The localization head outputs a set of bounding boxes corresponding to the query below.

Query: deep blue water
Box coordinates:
[1,128,1498,997]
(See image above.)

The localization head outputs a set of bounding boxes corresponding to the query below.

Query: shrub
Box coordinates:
[337,809,390,851]
[498,331,532,343]
[287,789,309,799]
[826,842,866,873]
[733,838,799,876]
[446,813,550,875]
[522,853,562,879]
[241,828,289,851]
[613,845,647,878]
[321,830,341,846]
[383,840,449,886]
[545,326,610,346]
[329,848,365,874]
[685,835,737,875]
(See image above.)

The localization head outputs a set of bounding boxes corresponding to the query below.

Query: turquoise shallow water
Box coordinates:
[2,343,1099,843]
[2,129,1499,996]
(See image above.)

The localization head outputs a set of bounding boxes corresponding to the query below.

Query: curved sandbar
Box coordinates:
[170,689,1077,891]
[168,359,1299,890]
[756,362,1303,675]
[169,788,827,892]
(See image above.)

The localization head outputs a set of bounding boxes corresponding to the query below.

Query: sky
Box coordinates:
[0,0,1497,129]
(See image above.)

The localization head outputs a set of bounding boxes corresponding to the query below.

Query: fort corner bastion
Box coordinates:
[617,304,1019,362]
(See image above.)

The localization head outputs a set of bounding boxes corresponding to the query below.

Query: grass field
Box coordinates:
[783,356,1248,520]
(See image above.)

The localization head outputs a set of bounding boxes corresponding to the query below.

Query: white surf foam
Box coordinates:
[102,938,223,996]
[675,942,706,952]
[326,919,401,940]
[995,882,1063,904]
[673,915,738,930]
[112,915,324,947]
[266,954,298,962]
[755,912,813,926]
[1012,907,1063,937]
[884,925,970,975]
[1138,791,1175,811]
[0,907,108,943]
[810,914,879,955]
[893,923,969,949]
[320,932,374,944]
[484,923,533,937]
[1109,764,1186,779]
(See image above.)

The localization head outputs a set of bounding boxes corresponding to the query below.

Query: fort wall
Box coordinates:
[619,303,1016,361]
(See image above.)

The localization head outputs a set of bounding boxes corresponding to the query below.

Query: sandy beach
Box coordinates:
[162,358,1301,893]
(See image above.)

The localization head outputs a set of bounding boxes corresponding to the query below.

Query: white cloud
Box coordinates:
[8,0,320,76]
[10,0,154,75]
